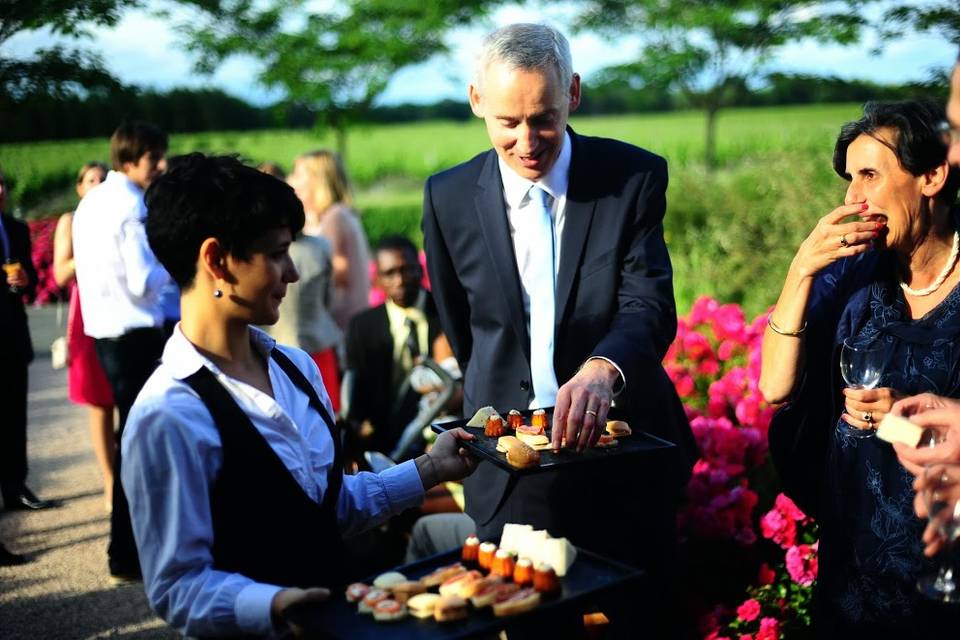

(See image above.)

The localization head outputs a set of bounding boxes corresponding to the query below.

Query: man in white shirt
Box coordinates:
[72,121,170,582]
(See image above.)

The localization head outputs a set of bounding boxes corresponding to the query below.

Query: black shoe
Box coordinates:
[0,543,29,566]
[3,486,56,511]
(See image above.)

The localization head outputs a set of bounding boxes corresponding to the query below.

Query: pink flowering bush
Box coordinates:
[26,217,64,305]
[667,297,819,639]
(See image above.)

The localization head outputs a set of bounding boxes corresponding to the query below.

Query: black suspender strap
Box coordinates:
[270,347,343,512]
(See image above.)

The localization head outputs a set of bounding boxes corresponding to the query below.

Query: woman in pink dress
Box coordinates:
[53,161,115,510]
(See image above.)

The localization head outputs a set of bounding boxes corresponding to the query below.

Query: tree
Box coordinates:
[883,2,960,48]
[575,0,879,169]
[178,0,495,156]
[0,0,142,98]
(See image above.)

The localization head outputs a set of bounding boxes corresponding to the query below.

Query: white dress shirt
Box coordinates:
[498,132,624,405]
[121,326,425,637]
[72,171,170,339]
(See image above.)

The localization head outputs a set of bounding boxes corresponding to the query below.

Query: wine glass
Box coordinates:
[917,462,960,602]
[838,338,886,438]
[2,258,21,294]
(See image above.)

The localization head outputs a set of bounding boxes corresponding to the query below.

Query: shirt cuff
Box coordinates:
[235,582,284,636]
[381,459,426,513]
[586,356,626,396]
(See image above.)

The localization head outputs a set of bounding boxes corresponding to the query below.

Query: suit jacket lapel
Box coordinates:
[474,151,530,363]
[556,131,596,325]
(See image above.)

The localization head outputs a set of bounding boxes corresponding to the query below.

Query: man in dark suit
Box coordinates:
[345,235,444,455]
[422,23,696,580]
[0,169,54,511]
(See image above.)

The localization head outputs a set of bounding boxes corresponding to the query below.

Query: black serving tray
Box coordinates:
[282,546,645,640]
[430,407,675,475]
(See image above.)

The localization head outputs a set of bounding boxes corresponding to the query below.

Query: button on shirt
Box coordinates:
[72,171,170,339]
[498,132,625,405]
[121,325,425,637]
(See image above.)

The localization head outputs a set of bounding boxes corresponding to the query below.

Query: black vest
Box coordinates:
[183,348,346,590]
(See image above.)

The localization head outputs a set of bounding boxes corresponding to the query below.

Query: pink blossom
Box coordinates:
[756,617,780,640]
[760,509,797,549]
[712,303,747,343]
[774,493,807,523]
[785,543,818,586]
[739,635,754,640]
[717,339,739,361]
[689,295,720,326]
[757,563,776,585]
[684,330,715,361]
[737,598,761,623]
[699,358,722,376]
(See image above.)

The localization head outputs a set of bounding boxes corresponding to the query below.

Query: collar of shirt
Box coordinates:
[498,130,572,210]
[163,323,277,381]
[103,170,146,216]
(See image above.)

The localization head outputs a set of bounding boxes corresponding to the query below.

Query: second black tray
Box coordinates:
[283,546,645,639]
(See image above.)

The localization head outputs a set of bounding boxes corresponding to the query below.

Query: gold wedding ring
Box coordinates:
[840,234,849,248]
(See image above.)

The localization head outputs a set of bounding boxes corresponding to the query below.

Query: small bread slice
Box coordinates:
[407,593,440,619]
[516,432,549,447]
[876,414,925,447]
[606,420,632,437]
[492,587,540,617]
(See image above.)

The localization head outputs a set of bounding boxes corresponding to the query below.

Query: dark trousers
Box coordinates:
[0,358,28,502]
[95,327,164,575]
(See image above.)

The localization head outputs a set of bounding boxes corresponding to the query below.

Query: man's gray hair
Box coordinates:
[474,23,574,95]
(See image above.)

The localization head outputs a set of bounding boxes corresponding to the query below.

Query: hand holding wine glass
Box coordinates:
[838,338,886,438]
[917,461,960,601]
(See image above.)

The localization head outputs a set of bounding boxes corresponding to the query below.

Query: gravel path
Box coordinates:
[0,308,175,639]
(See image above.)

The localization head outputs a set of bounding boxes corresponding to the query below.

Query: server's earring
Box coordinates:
[213,289,223,298]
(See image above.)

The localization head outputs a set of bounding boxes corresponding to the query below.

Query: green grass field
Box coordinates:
[0,104,865,316]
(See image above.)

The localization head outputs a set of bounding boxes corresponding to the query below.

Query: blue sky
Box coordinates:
[5,3,956,107]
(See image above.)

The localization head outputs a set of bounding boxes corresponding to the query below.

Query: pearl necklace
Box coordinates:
[900,231,960,297]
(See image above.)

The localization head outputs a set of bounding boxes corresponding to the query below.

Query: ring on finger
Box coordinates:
[840,234,849,248]
[862,411,873,423]
[585,409,598,418]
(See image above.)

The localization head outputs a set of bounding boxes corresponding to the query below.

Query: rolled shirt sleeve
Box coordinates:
[337,460,426,537]
[119,215,169,299]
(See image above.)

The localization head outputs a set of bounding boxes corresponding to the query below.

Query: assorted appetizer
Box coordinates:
[464,407,634,469]
[348,526,580,625]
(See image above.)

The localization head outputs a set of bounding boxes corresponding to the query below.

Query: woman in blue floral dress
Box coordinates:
[760,100,960,636]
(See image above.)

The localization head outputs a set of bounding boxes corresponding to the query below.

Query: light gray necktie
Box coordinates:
[524,185,559,406]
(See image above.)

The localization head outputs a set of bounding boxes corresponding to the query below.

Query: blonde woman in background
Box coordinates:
[258,162,343,412]
[288,150,371,331]
[53,161,115,510]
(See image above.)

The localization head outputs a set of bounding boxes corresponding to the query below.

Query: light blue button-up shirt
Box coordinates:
[122,325,425,637]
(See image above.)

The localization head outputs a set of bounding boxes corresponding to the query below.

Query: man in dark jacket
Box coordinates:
[0,169,53,511]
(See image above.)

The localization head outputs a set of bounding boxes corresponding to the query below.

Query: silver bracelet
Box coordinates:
[767,315,806,337]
